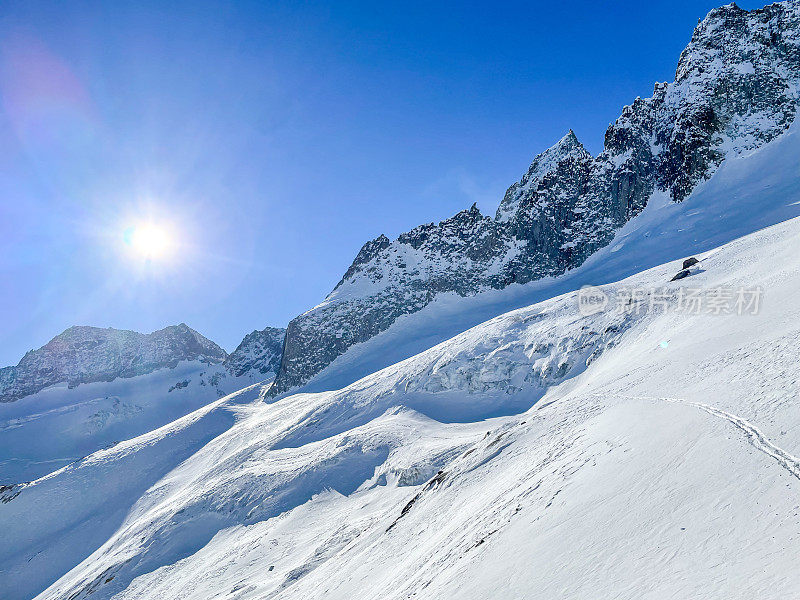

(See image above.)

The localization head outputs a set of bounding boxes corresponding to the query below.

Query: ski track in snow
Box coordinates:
[606,394,800,481]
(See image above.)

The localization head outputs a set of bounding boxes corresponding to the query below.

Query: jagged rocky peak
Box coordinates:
[224,326,285,380]
[676,1,796,84]
[335,234,391,288]
[496,129,590,221]
[0,324,227,402]
[602,0,800,201]
[269,0,800,396]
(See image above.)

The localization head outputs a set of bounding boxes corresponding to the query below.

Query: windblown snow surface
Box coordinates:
[4,120,800,600]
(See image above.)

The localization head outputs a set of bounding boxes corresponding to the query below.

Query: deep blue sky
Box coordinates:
[0,0,765,365]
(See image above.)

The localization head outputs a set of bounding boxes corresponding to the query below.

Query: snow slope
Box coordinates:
[3,120,800,598]
[0,382,264,600]
[0,361,259,484]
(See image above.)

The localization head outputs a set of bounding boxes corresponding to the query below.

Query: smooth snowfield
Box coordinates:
[0,382,264,600]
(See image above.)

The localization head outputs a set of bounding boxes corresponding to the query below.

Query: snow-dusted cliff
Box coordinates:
[271,0,800,394]
[223,327,285,381]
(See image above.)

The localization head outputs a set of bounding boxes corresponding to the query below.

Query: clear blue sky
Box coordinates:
[0,0,764,365]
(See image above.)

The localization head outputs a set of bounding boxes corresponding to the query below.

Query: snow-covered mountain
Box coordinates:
[4,120,800,597]
[1,322,288,407]
[0,324,285,483]
[0,324,226,403]
[271,0,800,395]
[4,2,800,599]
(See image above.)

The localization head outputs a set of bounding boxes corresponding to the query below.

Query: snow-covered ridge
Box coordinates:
[0,323,288,404]
[271,0,800,395]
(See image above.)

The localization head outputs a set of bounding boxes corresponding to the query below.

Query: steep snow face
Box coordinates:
[223,327,285,381]
[0,324,227,403]
[271,0,800,394]
[8,211,800,600]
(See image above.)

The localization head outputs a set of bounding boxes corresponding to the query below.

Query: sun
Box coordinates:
[123,223,174,259]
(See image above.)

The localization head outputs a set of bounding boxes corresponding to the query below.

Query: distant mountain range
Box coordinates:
[0,323,285,403]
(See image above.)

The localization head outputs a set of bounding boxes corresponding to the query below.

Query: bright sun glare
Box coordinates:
[123,223,173,260]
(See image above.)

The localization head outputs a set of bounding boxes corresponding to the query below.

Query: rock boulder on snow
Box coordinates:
[683,257,700,269]
[671,269,693,281]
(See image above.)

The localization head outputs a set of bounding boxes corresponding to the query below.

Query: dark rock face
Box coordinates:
[270,1,800,395]
[223,326,285,381]
[0,324,227,402]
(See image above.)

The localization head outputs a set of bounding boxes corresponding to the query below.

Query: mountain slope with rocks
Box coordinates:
[271,0,800,395]
[5,144,800,598]
[4,3,800,599]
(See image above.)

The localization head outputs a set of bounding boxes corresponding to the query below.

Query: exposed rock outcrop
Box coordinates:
[223,326,286,381]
